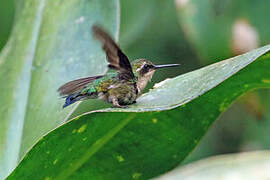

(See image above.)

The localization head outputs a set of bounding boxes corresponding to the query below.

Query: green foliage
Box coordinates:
[7,46,270,179]
[0,0,119,179]
[0,0,270,179]
[156,151,270,180]
[0,0,14,50]
[176,0,270,63]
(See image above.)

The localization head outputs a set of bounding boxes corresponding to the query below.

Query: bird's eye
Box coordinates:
[144,64,151,69]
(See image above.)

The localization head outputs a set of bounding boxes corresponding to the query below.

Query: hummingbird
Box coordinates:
[58,25,180,108]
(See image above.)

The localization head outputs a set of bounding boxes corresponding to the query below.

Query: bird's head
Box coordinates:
[131,59,179,93]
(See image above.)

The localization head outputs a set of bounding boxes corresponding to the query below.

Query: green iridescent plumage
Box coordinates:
[82,73,117,94]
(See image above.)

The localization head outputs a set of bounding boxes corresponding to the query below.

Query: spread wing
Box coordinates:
[58,75,104,96]
[92,25,135,80]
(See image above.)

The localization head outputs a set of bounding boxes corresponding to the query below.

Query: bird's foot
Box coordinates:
[112,98,129,108]
[113,104,129,108]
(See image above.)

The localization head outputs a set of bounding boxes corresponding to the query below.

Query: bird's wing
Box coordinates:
[58,75,104,96]
[92,25,135,80]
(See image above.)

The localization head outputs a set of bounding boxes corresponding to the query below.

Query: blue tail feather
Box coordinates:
[63,93,83,108]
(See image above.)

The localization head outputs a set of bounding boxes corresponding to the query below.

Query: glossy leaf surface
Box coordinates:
[0,0,119,178]
[8,45,270,179]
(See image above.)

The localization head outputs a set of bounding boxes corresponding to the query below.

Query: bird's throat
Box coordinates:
[137,79,148,94]
[137,72,154,93]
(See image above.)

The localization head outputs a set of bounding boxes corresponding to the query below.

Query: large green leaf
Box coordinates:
[174,0,270,161]
[156,151,270,180]
[8,45,270,179]
[0,0,119,179]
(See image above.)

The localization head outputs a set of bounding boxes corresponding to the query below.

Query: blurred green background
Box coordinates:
[1,0,270,166]
[0,0,14,50]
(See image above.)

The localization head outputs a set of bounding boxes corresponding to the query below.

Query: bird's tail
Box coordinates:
[62,93,84,108]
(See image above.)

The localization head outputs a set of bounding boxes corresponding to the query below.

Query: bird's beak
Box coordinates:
[154,64,180,69]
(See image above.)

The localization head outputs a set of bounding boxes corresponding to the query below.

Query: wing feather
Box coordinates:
[58,75,104,95]
[92,25,134,80]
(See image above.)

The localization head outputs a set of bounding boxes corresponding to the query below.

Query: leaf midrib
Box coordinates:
[17,0,47,163]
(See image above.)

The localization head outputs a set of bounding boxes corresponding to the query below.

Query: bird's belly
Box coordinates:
[118,91,137,105]
[106,82,138,105]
